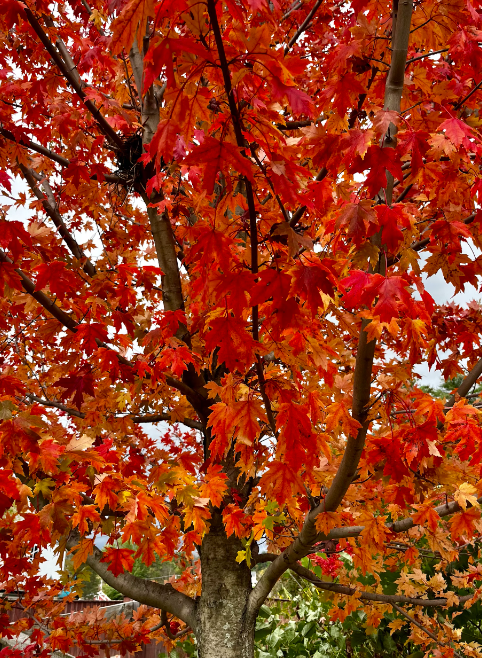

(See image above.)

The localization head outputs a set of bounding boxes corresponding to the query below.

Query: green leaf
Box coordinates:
[33,478,56,498]
[258,604,272,619]
[255,626,273,642]
[301,621,316,637]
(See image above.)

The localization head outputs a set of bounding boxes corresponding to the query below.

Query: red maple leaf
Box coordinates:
[56,365,95,409]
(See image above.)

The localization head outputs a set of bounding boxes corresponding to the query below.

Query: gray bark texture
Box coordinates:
[196,513,254,658]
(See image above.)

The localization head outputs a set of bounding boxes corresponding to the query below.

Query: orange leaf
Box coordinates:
[258,460,304,505]
[449,507,480,542]
[111,0,155,55]
[71,505,101,535]
[101,546,135,577]
[199,464,228,507]
[72,537,95,570]
[411,504,440,533]
[223,504,247,538]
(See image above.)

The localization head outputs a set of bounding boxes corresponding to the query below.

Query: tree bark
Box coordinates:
[196,513,254,658]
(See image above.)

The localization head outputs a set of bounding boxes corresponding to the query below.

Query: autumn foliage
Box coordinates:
[1,0,482,655]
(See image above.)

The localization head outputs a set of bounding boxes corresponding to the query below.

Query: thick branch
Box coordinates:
[23,8,123,149]
[66,534,197,629]
[143,204,186,319]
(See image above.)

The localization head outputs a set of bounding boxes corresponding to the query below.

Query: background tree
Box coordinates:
[63,553,102,600]
[1,0,482,657]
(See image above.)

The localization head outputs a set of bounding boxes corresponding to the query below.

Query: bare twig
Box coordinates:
[405,47,448,66]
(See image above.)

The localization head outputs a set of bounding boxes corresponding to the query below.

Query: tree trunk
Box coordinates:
[196,513,254,658]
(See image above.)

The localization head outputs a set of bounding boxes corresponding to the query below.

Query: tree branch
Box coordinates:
[391,603,465,658]
[0,253,201,395]
[206,0,259,342]
[454,79,482,110]
[284,0,324,54]
[289,167,327,228]
[18,164,97,277]
[405,47,448,66]
[23,8,124,149]
[66,533,197,629]
[247,0,414,618]
[0,127,122,183]
[0,249,79,331]
[25,394,203,430]
[256,554,473,608]
[159,609,192,639]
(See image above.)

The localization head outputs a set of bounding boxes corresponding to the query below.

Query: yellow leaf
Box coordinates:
[236,550,247,564]
[454,482,479,511]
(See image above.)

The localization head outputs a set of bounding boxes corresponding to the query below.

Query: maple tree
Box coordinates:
[3,0,482,655]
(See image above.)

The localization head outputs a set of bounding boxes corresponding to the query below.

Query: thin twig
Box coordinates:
[454,79,482,110]
[405,47,448,66]
[285,0,324,54]
[391,603,465,658]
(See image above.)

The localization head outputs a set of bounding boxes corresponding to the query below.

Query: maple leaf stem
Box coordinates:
[23,9,124,149]
[18,164,97,277]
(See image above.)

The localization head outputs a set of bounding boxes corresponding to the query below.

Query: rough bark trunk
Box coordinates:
[196,513,254,658]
